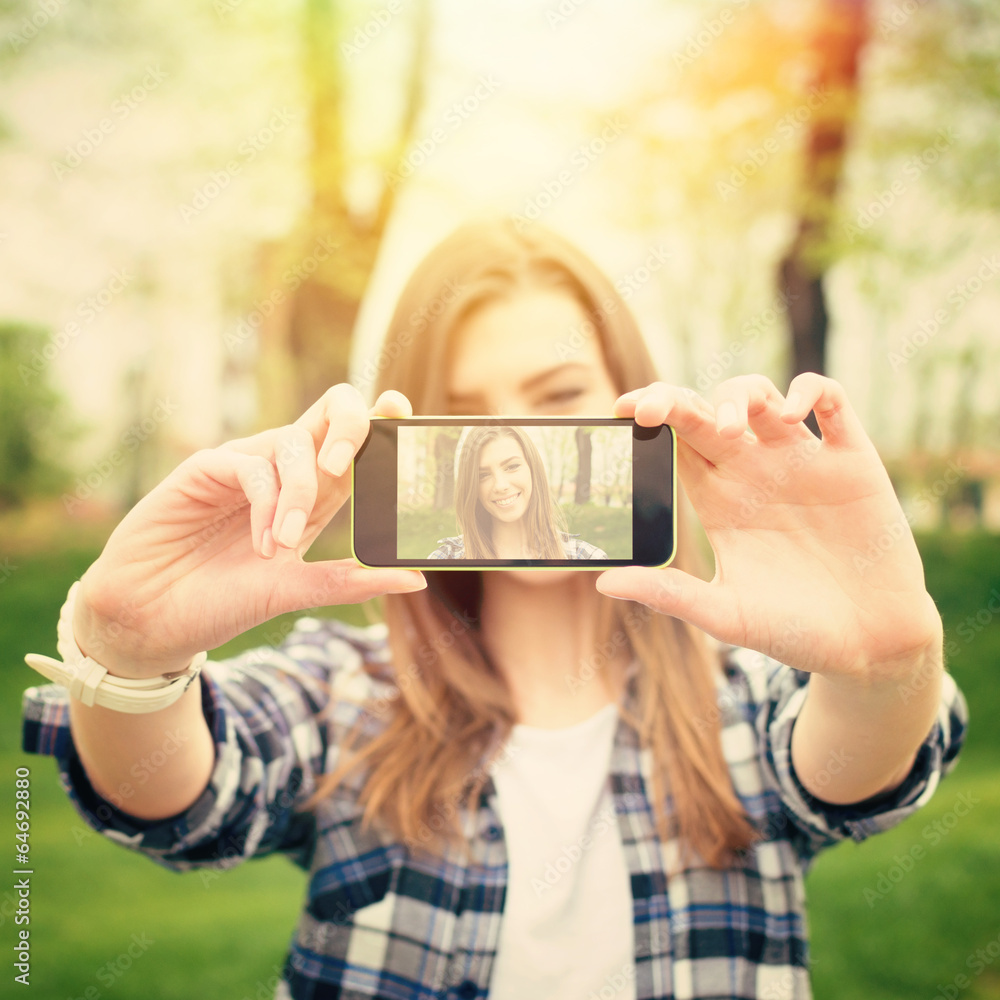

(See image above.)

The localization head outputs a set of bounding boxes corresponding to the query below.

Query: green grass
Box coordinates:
[0,532,996,999]
[397,505,459,558]
[396,501,632,559]
[560,502,631,559]
[806,531,1000,1000]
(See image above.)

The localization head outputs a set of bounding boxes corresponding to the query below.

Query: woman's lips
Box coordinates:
[492,492,521,508]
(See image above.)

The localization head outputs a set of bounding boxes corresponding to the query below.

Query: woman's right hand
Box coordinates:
[72,384,425,679]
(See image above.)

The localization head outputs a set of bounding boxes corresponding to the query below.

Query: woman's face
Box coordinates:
[477,435,533,523]
[449,287,620,586]
[447,288,619,417]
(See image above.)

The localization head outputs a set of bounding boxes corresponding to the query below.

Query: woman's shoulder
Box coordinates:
[428,535,464,558]
[560,533,609,560]
[208,615,397,704]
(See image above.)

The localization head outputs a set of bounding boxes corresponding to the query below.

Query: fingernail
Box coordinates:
[782,391,802,417]
[261,526,277,559]
[716,401,739,430]
[276,508,307,548]
[322,440,355,477]
[399,573,427,592]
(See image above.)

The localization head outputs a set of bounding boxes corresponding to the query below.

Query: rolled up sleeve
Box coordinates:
[22,617,385,874]
[752,654,969,860]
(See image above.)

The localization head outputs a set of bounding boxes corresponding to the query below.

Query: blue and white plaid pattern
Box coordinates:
[428,534,609,559]
[22,617,967,999]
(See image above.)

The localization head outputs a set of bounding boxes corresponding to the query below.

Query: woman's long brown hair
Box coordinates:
[302,219,758,868]
[455,425,565,559]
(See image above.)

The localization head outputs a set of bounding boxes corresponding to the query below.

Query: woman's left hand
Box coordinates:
[596,373,943,683]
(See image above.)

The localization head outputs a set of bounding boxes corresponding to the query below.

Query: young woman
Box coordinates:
[22,221,967,1000]
[427,424,608,559]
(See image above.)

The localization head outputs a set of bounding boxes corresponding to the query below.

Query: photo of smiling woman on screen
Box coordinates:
[427,425,608,560]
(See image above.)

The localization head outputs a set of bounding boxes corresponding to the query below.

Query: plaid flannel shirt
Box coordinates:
[22,617,967,1000]
[428,534,609,559]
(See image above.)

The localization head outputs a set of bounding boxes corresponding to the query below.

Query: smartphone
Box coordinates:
[351,416,676,569]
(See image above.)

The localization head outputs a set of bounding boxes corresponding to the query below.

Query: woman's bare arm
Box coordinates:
[67,674,215,821]
[56,385,424,823]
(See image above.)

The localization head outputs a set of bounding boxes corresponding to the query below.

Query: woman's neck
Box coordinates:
[480,572,627,728]
[490,517,533,559]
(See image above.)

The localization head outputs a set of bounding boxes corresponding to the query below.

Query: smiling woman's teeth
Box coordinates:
[494,493,519,508]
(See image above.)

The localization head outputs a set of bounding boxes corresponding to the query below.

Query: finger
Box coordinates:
[295,383,370,478]
[268,558,427,614]
[713,375,800,444]
[596,566,738,644]
[780,373,868,449]
[198,449,279,559]
[270,424,319,550]
[613,383,739,466]
[371,389,412,419]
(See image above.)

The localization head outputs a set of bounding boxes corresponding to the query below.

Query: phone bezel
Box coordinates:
[351,416,676,570]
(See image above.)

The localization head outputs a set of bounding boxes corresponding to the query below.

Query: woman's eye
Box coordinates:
[539,387,584,408]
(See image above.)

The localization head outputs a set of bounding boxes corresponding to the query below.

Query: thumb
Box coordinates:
[268,558,426,615]
[596,566,737,642]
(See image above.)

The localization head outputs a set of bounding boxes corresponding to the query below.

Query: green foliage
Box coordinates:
[0,323,73,508]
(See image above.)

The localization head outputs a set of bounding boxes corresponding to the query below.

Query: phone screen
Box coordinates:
[353,417,675,569]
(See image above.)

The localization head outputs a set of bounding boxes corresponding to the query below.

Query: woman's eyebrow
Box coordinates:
[479,451,522,472]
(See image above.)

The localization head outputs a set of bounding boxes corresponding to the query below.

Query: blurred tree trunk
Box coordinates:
[259,0,431,423]
[574,427,592,505]
[433,431,458,510]
[779,0,870,396]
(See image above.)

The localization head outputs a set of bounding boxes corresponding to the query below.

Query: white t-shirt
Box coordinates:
[488,701,637,1000]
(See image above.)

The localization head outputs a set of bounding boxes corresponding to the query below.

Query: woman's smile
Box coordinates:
[492,491,521,509]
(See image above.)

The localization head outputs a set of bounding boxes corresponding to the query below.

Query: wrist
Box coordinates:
[25,581,207,714]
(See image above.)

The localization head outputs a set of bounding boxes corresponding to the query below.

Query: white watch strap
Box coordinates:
[23,581,207,714]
